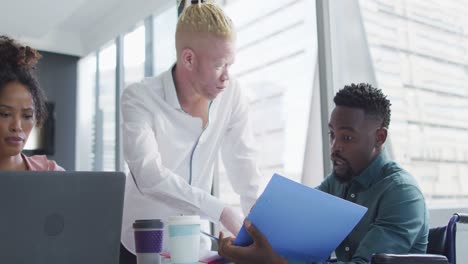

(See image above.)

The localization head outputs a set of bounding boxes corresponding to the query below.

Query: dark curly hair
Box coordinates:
[333,83,391,128]
[0,35,48,126]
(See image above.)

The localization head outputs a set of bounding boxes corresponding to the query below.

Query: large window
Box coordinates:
[218,0,320,207]
[76,5,179,172]
[124,24,146,86]
[359,0,468,205]
[97,43,117,171]
[76,54,97,170]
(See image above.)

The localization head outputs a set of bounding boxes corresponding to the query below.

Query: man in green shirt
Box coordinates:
[218,83,429,264]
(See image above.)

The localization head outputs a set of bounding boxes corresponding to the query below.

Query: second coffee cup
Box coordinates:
[168,215,201,264]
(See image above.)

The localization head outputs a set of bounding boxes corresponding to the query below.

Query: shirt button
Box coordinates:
[345,247,350,252]
[350,193,355,198]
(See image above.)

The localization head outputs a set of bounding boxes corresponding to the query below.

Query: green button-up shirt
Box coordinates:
[296,151,429,264]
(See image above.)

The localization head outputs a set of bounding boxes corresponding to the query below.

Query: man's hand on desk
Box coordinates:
[217,220,287,264]
[220,206,243,236]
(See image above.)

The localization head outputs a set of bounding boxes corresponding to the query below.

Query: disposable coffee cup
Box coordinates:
[168,215,201,264]
[133,219,164,264]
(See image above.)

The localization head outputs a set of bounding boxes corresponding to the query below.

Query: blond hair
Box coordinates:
[176,0,235,39]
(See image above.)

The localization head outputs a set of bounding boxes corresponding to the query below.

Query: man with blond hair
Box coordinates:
[119,1,260,262]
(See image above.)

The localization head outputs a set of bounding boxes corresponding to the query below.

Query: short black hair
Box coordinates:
[333,83,391,128]
[0,35,48,126]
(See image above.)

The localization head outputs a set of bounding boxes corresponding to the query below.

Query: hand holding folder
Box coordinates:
[233,174,367,262]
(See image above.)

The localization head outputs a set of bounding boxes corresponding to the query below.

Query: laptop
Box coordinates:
[0,171,125,264]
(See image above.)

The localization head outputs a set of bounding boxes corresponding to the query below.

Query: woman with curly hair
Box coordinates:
[0,35,63,171]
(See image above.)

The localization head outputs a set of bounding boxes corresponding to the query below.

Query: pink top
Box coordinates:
[21,153,64,171]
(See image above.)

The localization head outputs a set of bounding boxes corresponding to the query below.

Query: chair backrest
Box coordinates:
[427,226,448,256]
[427,213,468,264]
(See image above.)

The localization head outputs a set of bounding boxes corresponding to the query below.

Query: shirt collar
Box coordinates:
[162,64,183,110]
[352,149,391,189]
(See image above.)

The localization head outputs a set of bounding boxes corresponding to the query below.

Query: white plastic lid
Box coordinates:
[168,215,200,225]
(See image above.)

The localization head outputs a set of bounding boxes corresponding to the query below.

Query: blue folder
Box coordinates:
[233,174,367,262]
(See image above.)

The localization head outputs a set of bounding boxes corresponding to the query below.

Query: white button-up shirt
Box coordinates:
[120,67,260,253]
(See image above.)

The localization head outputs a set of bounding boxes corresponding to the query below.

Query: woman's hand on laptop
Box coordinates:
[218,220,287,264]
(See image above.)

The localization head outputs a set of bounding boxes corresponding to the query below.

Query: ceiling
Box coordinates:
[0,0,172,57]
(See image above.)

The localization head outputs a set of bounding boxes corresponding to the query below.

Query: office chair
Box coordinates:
[370,213,468,264]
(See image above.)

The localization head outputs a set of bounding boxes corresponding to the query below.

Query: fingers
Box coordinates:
[244,220,269,247]
[218,231,241,261]
[218,231,227,257]
[218,231,234,259]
